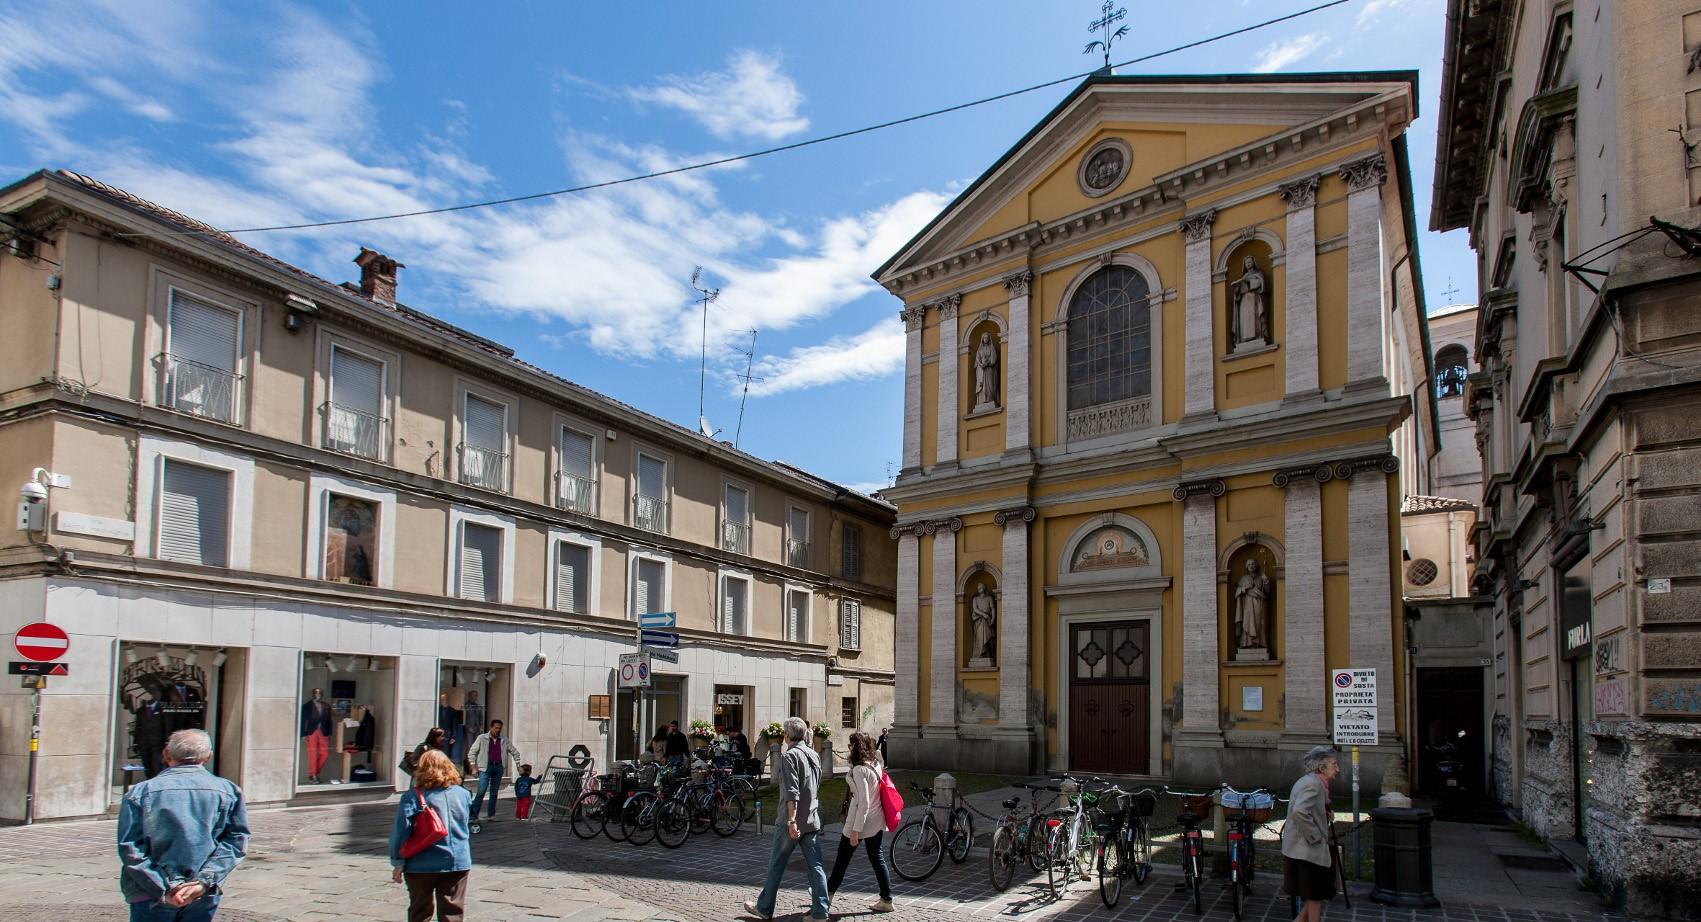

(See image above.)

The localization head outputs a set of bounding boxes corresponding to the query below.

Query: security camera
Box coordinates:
[18,481,46,504]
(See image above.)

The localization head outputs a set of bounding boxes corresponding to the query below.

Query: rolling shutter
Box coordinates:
[722,578,747,634]
[635,558,664,616]
[331,347,383,416]
[556,542,589,614]
[725,485,748,526]
[638,454,666,498]
[786,590,807,643]
[158,459,230,566]
[459,522,502,602]
[464,394,506,451]
[561,428,593,479]
[168,292,239,371]
[789,507,809,542]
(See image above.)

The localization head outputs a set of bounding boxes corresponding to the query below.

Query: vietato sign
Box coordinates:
[1331,668,1378,746]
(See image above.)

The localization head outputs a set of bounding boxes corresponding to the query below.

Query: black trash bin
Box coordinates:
[1370,807,1440,907]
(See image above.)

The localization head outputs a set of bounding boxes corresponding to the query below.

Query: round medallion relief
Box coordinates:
[1078,138,1131,198]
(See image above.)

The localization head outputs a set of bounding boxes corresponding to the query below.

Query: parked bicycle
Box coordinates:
[1094,784,1158,908]
[888,782,973,882]
[1220,785,1278,920]
[620,764,692,847]
[683,766,745,838]
[1167,785,1218,914]
[569,762,651,841]
[988,782,1056,891]
[1042,775,1103,898]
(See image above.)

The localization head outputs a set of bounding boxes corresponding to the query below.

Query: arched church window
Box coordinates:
[1435,345,1468,399]
[1066,266,1151,411]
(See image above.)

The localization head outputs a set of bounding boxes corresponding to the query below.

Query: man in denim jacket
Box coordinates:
[117,729,249,921]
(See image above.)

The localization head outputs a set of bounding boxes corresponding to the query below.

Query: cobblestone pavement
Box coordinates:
[0,798,1637,922]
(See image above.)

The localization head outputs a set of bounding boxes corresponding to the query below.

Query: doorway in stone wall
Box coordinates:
[1067,621,1150,774]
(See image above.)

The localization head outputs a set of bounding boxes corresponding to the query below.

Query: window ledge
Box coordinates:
[1221,341,1279,363]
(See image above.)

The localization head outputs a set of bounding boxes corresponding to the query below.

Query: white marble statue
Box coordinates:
[970,583,997,662]
[973,331,1000,411]
[1230,254,1271,350]
[1234,559,1271,651]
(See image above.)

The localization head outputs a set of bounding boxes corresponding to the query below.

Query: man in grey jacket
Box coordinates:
[744,716,829,920]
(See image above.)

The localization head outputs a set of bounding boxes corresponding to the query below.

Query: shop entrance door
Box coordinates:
[616,675,685,759]
[1068,621,1150,774]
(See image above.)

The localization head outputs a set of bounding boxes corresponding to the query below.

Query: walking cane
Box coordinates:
[1330,821,1351,909]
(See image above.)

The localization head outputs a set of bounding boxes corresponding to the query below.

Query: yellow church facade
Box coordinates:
[875,73,1436,789]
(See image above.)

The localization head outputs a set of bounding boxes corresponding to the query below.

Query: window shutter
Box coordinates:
[464,395,506,451]
[842,524,861,579]
[789,507,809,541]
[635,558,663,616]
[459,523,502,602]
[725,486,748,525]
[168,292,239,372]
[786,590,806,643]
[556,542,589,614]
[561,429,594,479]
[722,578,747,634]
[158,460,230,566]
[638,454,666,498]
[330,347,383,416]
[840,600,861,651]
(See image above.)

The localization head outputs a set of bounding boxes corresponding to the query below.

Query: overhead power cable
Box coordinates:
[122,0,1358,238]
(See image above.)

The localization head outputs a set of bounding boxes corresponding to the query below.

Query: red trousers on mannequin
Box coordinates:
[306,730,331,777]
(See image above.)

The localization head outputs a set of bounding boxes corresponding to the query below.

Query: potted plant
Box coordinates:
[688,719,715,741]
[756,721,785,760]
[812,721,832,740]
[761,721,785,741]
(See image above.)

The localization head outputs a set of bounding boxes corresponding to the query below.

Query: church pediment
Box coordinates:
[875,73,1415,292]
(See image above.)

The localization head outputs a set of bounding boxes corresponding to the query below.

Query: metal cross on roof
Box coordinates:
[1084,1,1129,70]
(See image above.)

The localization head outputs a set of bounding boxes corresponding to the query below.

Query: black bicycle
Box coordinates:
[1221,786,1277,920]
[1167,785,1218,914]
[988,782,1057,891]
[888,783,973,881]
[1094,785,1157,908]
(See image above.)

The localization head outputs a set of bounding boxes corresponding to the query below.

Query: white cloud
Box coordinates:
[746,319,906,397]
[629,51,809,141]
[1356,0,1415,27]
[842,480,890,496]
[1251,33,1328,73]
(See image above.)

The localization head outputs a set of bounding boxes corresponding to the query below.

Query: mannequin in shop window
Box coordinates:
[300,687,334,784]
[437,692,463,763]
[459,690,486,768]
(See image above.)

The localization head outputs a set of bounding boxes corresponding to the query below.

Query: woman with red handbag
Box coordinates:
[388,750,474,922]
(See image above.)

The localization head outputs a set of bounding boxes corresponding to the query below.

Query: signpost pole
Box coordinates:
[1351,745,1361,880]
[24,682,41,825]
[635,622,644,763]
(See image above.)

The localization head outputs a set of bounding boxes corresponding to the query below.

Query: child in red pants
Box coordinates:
[513,763,536,820]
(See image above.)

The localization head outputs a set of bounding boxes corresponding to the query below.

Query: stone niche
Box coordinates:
[1220,237,1278,360]
[1218,534,1282,662]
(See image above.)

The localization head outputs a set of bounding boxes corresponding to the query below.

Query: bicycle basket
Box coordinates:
[1128,791,1157,818]
[1092,809,1121,835]
[1180,794,1215,817]
[1222,790,1275,823]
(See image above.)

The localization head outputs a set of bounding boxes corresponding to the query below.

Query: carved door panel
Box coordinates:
[1068,621,1150,774]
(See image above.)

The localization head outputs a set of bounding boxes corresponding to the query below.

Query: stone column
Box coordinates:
[1004,271,1033,452]
[995,506,1036,728]
[934,295,960,467]
[1276,469,1326,737]
[901,304,926,472]
[1346,457,1399,735]
[1279,176,1320,396]
[893,527,920,728]
[1181,210,1217,417]
[1176,481,1224,731]
[927,517,962,729]
[1340,155,1387,386]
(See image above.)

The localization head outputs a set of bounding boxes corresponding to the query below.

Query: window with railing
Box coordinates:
[459,394,509,492]
[161,290,244,425]
[557,427,596,514]
[324,404,388,461]
[635,453,668,533]
[325,346,388,461]
[786,506,811,569]
[722,484,751,554]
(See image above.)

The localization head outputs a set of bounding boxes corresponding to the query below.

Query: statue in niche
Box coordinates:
[968,583,997,666]
[1230,254,1271,351]
[1233,558,1272,656]
[972,331,1000,412]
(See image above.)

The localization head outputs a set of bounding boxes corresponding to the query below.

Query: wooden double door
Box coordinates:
[1068,620,1151,775]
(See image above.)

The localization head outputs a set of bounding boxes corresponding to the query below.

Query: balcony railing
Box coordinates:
[458,443,508,492]
[786,538,812,569]
[635,494,668,533]
[161,354,243,425]
[557,471,596,515]
[323,402,389,462]
[722,520,750,555]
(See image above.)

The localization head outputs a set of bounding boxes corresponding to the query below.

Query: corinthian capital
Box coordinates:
[899,304,927,330]
[1002,270,1033,298]
[1179,209,1217,243]
[933,293,961,320]
[1339,154,1388,192]
[1278,175,1320,210]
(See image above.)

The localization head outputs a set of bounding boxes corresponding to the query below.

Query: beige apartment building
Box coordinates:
[1435,0,1701,916]
[0,169,896,821]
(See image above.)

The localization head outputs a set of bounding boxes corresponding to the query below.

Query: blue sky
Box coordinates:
[0,0,1471,493]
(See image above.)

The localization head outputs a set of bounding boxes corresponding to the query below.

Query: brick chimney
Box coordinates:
[354,248,404,306]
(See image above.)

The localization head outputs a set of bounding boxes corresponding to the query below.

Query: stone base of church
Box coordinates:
[1174,731,1404,795]
[1172,729,1227,784]
[884,722,1038,775]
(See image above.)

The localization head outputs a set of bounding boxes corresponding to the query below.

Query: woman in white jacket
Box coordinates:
[825,731,894,914]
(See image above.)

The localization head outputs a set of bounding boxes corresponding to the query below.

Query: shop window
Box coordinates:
[299,653,396,789]
[438,661,511,768]
[114,644,227,790]
[841,696,858,729]
[323,494,379,586]
[714,685,750,735]
[158,459,231,566]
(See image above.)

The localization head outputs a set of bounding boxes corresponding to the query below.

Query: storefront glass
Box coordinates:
[299,652,396,788]
[111,643,244,799]
[437,661,511,770]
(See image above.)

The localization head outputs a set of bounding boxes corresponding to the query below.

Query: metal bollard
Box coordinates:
[756,792,764,836]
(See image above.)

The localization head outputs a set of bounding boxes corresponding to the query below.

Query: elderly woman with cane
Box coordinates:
[1282,745,1341,922]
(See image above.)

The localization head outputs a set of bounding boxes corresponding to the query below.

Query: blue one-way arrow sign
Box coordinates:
[640,629,679,649]
[639,611,677,629]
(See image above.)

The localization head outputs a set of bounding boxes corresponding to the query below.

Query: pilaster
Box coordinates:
[893,527,921,728]
[1181,209,1217,417]
[1341,155,1387,386]
[1279,177,1320,396]
[1003,272,1033,452]
[925,517,962,729]
[933,295,961,467]
[901,304,926,472]
[1176,480,1224,732]
[995,505,1035,728]
[1345,456,1399,736]
[1275,467,1326,737]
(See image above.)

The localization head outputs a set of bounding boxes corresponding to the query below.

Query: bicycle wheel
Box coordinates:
[1188,843,1203,914]
[655,799,692,849]
[1098,834,1124,908]
[688,790,713,835]
[732,777,759,819]
[1131,820,1152,885]
[1072,816,1095,881]
[621,793,657,846]
[989,826,1016,892]
[603,793,630,842]
[948,807,974,864]
[1024,815,1048,872]
[1231,856,1242,921]
[1044,822,1068,897]
[569,791,608,840]
[712,791,744,837]
[888,819,945,882]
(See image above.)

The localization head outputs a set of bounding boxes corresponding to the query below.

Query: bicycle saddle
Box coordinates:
[1001,797,1021,809]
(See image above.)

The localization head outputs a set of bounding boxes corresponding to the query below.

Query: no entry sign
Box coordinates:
[13,623,69,662]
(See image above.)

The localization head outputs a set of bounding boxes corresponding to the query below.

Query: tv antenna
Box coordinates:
[690,266,721,436]
[1084,2,1129,71]
[733,329,762,449]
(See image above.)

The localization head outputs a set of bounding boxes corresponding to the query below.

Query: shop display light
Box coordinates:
[213,649,228,668]
[366,657,378,672]
[124,646,138,665]
[324,654,337,673]
[184,648,199,667]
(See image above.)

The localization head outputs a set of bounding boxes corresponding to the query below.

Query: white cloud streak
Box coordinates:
[629,51,809,141]
[1251,33,1328,73]
[746,319,906,397]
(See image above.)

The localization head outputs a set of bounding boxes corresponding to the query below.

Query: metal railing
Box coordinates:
[635,494,668,533]
[556,471,596,515]
[458,443,509,492]
[722,520,750,555]
[161,354,243,425]
[323,402,389,462]
[786,538,812,569]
